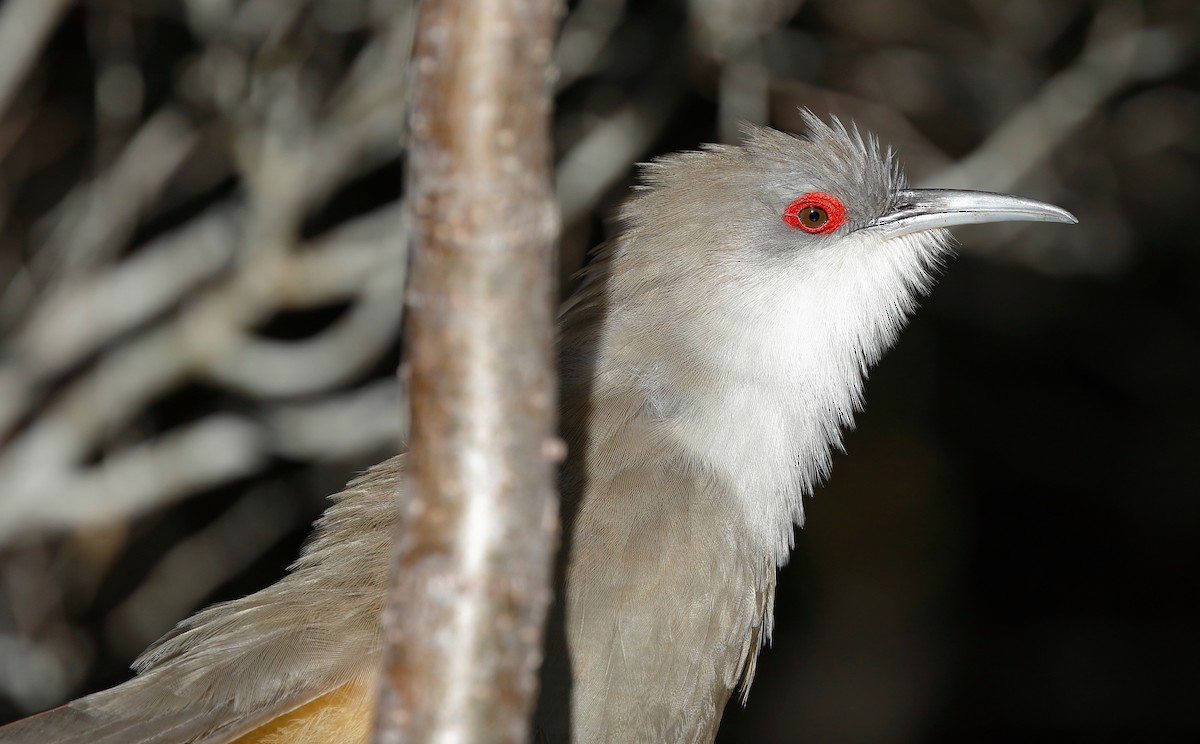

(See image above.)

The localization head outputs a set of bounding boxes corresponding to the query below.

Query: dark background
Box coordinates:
[0,0,1197,742]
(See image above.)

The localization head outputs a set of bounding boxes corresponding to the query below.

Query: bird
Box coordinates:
[0,112,1075,744]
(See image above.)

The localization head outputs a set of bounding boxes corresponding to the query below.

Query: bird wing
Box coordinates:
[0,456,403,744]
[562,422,777,743]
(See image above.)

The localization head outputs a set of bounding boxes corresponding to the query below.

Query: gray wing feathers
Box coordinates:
[565,444,775,743]
[0,456,402,744]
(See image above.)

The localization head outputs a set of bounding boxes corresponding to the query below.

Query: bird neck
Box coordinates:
[548,231,942,740]
[563,325,850,569]
[560,231,938,567]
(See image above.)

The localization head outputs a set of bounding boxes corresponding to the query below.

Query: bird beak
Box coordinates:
[865,189,1077,239]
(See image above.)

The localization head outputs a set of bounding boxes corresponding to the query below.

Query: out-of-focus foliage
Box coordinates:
[0,0,1196,741]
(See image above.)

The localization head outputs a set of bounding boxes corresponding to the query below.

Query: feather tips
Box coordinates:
[0,459,402,744]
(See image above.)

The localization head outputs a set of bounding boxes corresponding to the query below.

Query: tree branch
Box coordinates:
[374,0,562,741]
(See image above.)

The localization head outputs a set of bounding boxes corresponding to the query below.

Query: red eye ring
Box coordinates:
[782,192,847,234]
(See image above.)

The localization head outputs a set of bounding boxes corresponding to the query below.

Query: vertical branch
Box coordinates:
[374,0,561,742]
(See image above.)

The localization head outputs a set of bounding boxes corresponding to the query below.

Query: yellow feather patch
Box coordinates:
[232,680,374,744]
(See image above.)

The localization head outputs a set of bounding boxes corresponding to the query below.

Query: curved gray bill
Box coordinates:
[866,189,1077,239]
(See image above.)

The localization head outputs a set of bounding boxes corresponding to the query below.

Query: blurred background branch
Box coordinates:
[0,0,1196,741]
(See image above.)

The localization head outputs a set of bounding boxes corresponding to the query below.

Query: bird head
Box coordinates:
[588,111,1075,403]
[561,112,1075,536]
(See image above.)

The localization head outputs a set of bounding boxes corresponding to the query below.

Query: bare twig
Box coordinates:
[0,415,266,542]
[555,53,686,226]
[0,202,407,543]
[265,379,405,460]
[198,277,405,397]
[13,206,239,380]
[32,110,200,279]
[0,0,74,123]
[0,199,405,441]
[555,0,627,90]
[925,23,1184,192]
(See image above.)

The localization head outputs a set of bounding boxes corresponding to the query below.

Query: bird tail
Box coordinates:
[0,457,401,744]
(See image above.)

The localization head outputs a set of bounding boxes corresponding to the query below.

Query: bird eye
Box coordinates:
[797,206,828,228]
[782,192,847,234]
